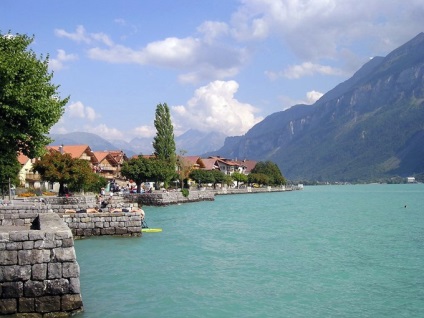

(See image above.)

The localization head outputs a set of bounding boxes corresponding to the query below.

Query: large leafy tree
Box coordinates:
[251,161,286,185]
[32,151,104,196]
[0,32,68,161]
[0,155,20,197]
[121,156,154,193]
[232,171,248,188]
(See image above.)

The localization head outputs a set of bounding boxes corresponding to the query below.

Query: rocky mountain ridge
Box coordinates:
[211,32,424,181]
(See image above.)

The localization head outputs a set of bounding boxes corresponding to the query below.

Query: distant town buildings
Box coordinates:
[17,145,257,190]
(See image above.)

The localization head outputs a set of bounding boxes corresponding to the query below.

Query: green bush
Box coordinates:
[181,188,189,197]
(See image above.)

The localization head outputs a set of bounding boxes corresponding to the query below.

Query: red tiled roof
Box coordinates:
[17,153,30,165]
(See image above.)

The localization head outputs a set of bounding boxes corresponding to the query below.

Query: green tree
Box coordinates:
[121,156,154,193]
[189,169,215,188]
[232,171,248,188]
[0,32,68,161]
[153,103,176,162]
[211,170,226,189]
[152,102,176,187]
[251,161,286,185]
[32,151,101,196]
[150,158,178,189]
[0,155,20,197]
[248,173,270,186]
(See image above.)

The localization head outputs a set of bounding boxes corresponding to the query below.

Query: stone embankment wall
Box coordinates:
[125,190,215,206]
[215,185,299,195]
[0,213,83,317]
[62,211,142,239]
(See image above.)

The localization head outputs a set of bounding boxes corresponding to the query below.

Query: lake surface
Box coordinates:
[74,184,424,317]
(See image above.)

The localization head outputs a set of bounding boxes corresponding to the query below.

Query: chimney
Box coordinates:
[59,144,64,154]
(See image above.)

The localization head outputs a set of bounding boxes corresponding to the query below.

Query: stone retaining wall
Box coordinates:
[62,211,142,239]
[125,190,215,206]
[0,213,83,317]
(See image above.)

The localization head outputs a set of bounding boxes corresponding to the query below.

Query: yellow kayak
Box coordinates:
[142,228,162,233]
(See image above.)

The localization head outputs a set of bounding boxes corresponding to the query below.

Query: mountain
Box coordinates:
[48,129,227,158]
[48,132,136,156]
[176,129,227,155]
[212,32,424,182]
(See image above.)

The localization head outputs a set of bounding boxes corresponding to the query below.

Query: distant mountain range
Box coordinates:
[208,32,424,182]
[48,129,227,158]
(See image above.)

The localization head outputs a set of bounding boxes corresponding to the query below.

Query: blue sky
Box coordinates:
[2,0,423,142]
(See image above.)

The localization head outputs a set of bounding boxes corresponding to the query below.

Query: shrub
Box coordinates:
[181,188,189,197]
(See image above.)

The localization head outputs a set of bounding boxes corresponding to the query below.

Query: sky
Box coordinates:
[1,0,423,142]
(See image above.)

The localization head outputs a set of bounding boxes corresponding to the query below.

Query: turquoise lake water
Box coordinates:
[74,184,424,317]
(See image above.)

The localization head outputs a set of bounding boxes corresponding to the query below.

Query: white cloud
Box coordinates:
[133,125,156,138]
[67,101,98,121]
[49,49,78,71]
[55,25,114,46]
[172,80,263,136]
[306,90,323,104]
[266,62,345,80]
[56,24,248,84]
[85,124,124,140]
[197,21,229,43]
[278,90,324,109]
[230,0,424,63]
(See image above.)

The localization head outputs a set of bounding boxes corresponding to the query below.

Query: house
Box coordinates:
[92,152,119,180]
[234,159,257,175]
[17,153,40,188]
[47,145,97,164]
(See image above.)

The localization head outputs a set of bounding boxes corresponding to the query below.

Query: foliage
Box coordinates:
[248,173,270,186]
[121,156,154,193]
[210,170,226,189]
[189,169,215,186]
[251,161,286,185]
[32,151,101,196]
[0,154,20,189]
[181,188,189,197]
[232,171,248,188]
[0,32,68,162]
[176,150,193,188]
[152,103,177,187]
[152,103,176,163]
[150,157,178,189]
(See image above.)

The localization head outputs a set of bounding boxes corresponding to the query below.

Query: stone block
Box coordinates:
[19,297,35,313]
[45,278,69,295]
[115,228,128,235]
[101,228,115,235]
[0,250,18,265]
[24,280,45,297]
[2,281,24,297]
[61,238,74,248]
[6,241,23,250]
[1,265,31,282]
[0,298,17,315]
[42,250,51,263]
[61,294,83,311]
[62,262,79,278]
[23,240,35,250]
[32,263,47,280]
[53,247,76,262]
[9,231,30,241]
[0,232,10,242]
[47,263,62,279]
[54,230,72,240]
[0,242,5,250]
[18,249,44,265]
[28,231,44,241]
[68,277,80,294]
[35,296,61,313]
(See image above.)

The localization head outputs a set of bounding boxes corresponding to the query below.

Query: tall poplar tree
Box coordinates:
[152,103,176,162]
[152,103,177,188]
